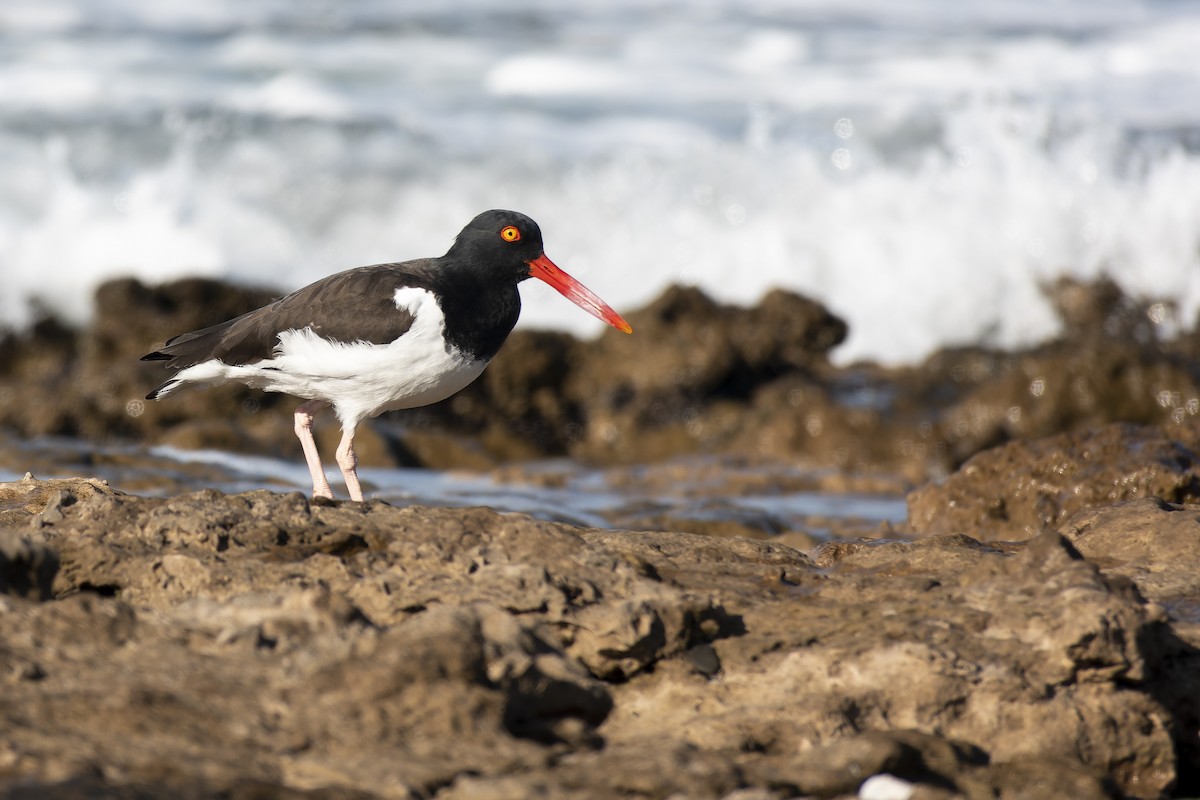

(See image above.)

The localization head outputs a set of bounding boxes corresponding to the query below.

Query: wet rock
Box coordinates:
[380,427,498,470]
[926,340,1200,467]
[902,275,1200,465]
[155,418,268,454]
[907,423,1200,541]
[1044,274,1168,344]
[559,286,847,463]
[575,285,846,399]
[478,275,1197,478]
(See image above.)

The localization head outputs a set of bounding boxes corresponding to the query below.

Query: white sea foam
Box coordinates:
[1,0,1198,365]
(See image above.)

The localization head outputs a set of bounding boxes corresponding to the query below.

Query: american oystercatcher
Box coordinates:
[142,209,632,501]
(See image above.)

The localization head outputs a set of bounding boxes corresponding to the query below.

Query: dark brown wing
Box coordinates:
[141,260,440,369]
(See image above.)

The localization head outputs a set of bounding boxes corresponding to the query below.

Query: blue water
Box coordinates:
[1,0,1199,364]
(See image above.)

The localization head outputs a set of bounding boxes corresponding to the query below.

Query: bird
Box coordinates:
[142,209,632,502]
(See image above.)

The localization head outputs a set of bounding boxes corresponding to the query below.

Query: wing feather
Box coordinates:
[141,261,439,369]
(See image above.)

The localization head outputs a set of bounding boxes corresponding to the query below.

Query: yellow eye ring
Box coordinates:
[500,225,521,242]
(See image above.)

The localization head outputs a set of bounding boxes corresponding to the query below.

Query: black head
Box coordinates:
[445,209,546,283]
[443,209,634,335]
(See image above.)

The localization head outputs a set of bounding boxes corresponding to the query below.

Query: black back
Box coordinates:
[142,209,545,370]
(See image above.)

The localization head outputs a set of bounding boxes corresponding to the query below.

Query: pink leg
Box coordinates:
[294,400,333,499]
[335,425,364,502]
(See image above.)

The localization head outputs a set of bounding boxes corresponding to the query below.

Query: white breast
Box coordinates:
[175,286,489,428]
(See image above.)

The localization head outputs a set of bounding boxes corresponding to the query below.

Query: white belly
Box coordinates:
[253,327,488,422]
[169,286,490,427]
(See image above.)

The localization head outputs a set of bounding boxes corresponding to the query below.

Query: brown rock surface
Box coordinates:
[1063,497,1200,610]
[1058,497,1200,782]
[923,276,1200,464]
[906,423,1200,541]
[1,476,1194,797]
[0,473,123,527]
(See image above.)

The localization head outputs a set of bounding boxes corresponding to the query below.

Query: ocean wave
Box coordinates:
[1,0,1197,365]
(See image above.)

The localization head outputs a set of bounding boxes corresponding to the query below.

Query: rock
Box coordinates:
[1044,274,1154,342]
[0,528,58,600]
[0,465,1197,795]
[570,284,846,401]
[906,423,1200,541]
[155,418,265,454]
[29,489,719,681]
[1058,497,1200,791]
[0,474,123,527]
[1061,497,1200,608]
[284,603,610,789]
[595,528,1176,798]
[91,277,280,364]
[557,285,847,463]
[742,729,985,798]
[908,274,1200,468]
[972,755,1120,800]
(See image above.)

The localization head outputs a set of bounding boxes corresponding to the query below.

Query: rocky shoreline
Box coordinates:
[2,275,1200,798]
[3,420,1200,799]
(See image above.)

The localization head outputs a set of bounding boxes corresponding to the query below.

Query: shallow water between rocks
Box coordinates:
[0,431,908,544]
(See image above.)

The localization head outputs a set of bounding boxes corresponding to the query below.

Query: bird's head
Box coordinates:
[450,209,632,334]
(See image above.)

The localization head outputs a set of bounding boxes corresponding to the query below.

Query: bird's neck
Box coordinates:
[435,264,522,361]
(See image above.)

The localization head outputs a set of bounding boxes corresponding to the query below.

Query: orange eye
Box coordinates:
[500,225,521,242]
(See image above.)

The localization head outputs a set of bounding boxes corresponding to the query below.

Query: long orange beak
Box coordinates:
[528,253,633,334]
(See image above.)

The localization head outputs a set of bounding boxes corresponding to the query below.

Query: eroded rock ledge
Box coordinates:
[2,472,1197,799]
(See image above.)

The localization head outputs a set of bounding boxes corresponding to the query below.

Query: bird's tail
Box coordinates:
[140,321,231,366]
[144,359,232,401]
[141,317,241,400]
[145,379,183,401]
[141,343,200,400]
